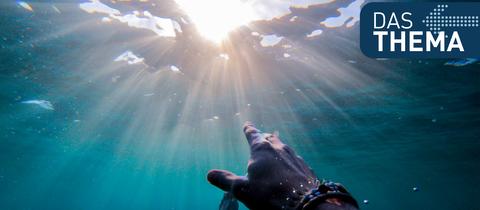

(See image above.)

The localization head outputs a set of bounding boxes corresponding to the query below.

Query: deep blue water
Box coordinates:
[1,1,479,210]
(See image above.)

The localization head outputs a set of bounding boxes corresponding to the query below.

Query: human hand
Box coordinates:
[207,122,318,209]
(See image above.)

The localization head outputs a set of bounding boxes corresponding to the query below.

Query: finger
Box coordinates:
[207,169,247,192]
[265,133,283,145]
[243,121,264,146]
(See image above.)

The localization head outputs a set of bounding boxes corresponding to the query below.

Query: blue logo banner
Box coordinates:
[360,2,480,58]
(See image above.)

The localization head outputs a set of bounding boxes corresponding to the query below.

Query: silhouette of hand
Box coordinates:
[208,122,318,210]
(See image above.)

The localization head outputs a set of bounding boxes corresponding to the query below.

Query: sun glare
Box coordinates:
[175,0,256,43]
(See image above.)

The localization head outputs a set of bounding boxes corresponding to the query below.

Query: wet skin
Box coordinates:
[207,122,318,210]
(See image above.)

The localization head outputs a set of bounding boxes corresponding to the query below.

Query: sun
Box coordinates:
[175,0,256,43]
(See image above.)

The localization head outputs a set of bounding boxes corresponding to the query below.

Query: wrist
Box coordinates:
[297,180,359,210]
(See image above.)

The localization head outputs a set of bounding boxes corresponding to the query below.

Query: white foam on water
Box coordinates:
[78,0,366,43]
[18,1,33,12]
[21,100,54,110]
[306,29,323,38]
[79,1,177,37]
[79,0,120,15]
[321,0,364,28]
[101,17,112,23]
[170,65,183,74]
[114,51,144,65]
[249,0,329,20]
[111,11,177,37]
[260,34,283,47]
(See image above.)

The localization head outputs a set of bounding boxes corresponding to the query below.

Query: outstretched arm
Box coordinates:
[207,122,358,210]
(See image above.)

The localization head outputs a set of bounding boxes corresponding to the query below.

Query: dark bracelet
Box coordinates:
[297,180,359,210]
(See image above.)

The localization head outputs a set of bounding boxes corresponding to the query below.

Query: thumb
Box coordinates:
[207,169,247,192]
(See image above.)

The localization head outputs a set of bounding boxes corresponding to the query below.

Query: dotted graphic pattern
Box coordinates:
[422,4,479,35]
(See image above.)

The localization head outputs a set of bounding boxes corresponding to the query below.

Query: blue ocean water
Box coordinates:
[1,1,479,210]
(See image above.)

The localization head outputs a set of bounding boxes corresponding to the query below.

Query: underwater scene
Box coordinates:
[0,0,479,209]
